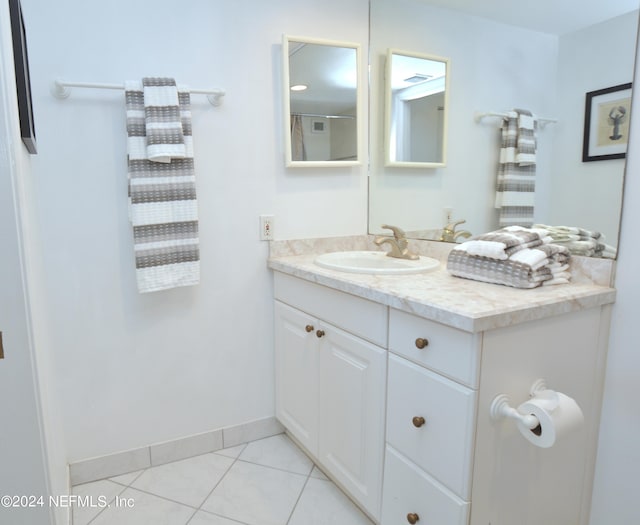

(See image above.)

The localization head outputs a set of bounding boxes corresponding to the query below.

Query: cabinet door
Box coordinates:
[318,324,387,519]
[274,301,319,454]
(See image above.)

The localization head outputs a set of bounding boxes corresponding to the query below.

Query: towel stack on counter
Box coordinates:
[533,224,616,259]
[447,226,571,289]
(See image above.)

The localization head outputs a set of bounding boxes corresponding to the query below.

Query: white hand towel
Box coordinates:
[456,240,509,260]
[509,248,549,270]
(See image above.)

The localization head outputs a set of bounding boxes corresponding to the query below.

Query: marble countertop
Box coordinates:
[267,237,616,333]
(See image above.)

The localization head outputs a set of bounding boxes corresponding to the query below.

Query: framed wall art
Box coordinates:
[9,0,37,154]
[582,82,632,162]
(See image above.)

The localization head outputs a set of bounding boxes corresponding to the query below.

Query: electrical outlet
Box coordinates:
[444,207,453,224]
[259,215,274,241]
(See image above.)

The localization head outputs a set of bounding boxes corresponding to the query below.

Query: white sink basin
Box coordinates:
[314,251,440,275]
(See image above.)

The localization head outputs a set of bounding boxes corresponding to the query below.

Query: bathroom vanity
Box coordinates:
[269,237,616,525]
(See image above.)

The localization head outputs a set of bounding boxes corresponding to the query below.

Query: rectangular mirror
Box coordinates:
[369,0,639,257]
[283,35,363,167]
[385,49,449,167]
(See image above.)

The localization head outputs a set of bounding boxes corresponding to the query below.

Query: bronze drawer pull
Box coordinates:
[305,325,314,333]
[407,513,420,524]
[316,330,325,338]
[412,416,426,428]
[415,338,429,349]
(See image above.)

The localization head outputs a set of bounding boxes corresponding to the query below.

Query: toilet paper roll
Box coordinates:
[515,389,584,448]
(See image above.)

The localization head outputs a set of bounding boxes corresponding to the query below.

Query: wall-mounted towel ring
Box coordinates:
[51,79,226,106]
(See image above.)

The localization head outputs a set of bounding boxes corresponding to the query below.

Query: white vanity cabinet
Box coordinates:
[274,273,388,520]
[271,266,612,525]
[381,305,611,525]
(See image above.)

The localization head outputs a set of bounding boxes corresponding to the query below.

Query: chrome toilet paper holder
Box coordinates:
[489,378,548,430]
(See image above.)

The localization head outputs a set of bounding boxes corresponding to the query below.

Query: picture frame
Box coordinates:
[582,83,632,162]
[8,0,37,154]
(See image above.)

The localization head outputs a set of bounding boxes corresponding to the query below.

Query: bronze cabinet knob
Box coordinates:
[415,338,429,349]
[305,325,314,333]
[316,330,325,338]
[407,513,420,524]
[412,416,426,428]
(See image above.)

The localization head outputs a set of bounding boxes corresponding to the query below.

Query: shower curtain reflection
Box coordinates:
[291,114,306,161]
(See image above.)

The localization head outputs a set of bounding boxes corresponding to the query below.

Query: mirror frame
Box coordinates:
[384,48,450,168]
[282,34,364,168]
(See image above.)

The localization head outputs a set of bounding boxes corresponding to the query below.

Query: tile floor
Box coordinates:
[72,433,374,525]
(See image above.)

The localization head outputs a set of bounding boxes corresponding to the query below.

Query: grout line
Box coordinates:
[85,482,130,525]
[285,469,313,525]
[232,457,313,478]
[182,507,199,525]
[108,469,146,488]
[188,448,244,521]
[190,508,251,525]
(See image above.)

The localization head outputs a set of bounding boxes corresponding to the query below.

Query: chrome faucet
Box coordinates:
[440,219,472,243]
[374,224,419,260]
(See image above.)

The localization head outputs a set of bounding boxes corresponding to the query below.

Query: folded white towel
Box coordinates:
[509,248,548,270]
[456,240,508,260]
[547,262,570,273]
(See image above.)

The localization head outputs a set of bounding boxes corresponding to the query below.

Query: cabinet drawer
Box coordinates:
[381,445,469,525]
[387,355,476,499]
[389,308,480,388]
[274,272,388,347]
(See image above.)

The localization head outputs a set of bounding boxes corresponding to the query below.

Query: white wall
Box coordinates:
[369,0,558,237]
[589,16,640,524]
[548,12,638,245]
[0,1,67,522]
[21,0,369,463]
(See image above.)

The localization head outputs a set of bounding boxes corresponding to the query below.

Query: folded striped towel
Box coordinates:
[495,109,537,227]
[447,230,571,289]
[459,226,549,260]
[143,77,186,163]
[447,249,553,289]
[533,224,615,258]
[125,79,200,293]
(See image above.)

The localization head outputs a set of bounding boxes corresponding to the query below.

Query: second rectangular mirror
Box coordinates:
[385,49,450,167]
[283,35,362,167]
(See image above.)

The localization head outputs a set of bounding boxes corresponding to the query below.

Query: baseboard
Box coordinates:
[69,416,284,486]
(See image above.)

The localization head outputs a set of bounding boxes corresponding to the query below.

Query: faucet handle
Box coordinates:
[380,224,407,240]
[444,219,466,231]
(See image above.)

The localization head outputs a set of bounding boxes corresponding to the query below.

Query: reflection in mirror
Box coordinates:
[283,35,362,167]
[368,0,640,257]
[386,49,449,167]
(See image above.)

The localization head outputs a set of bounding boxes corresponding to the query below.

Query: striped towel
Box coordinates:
[460,226,549,260]
[447,243,570,289]
[495,109,537,227]
[447,249,552,289]
[143,77,186,163]
[125,78,200,293]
